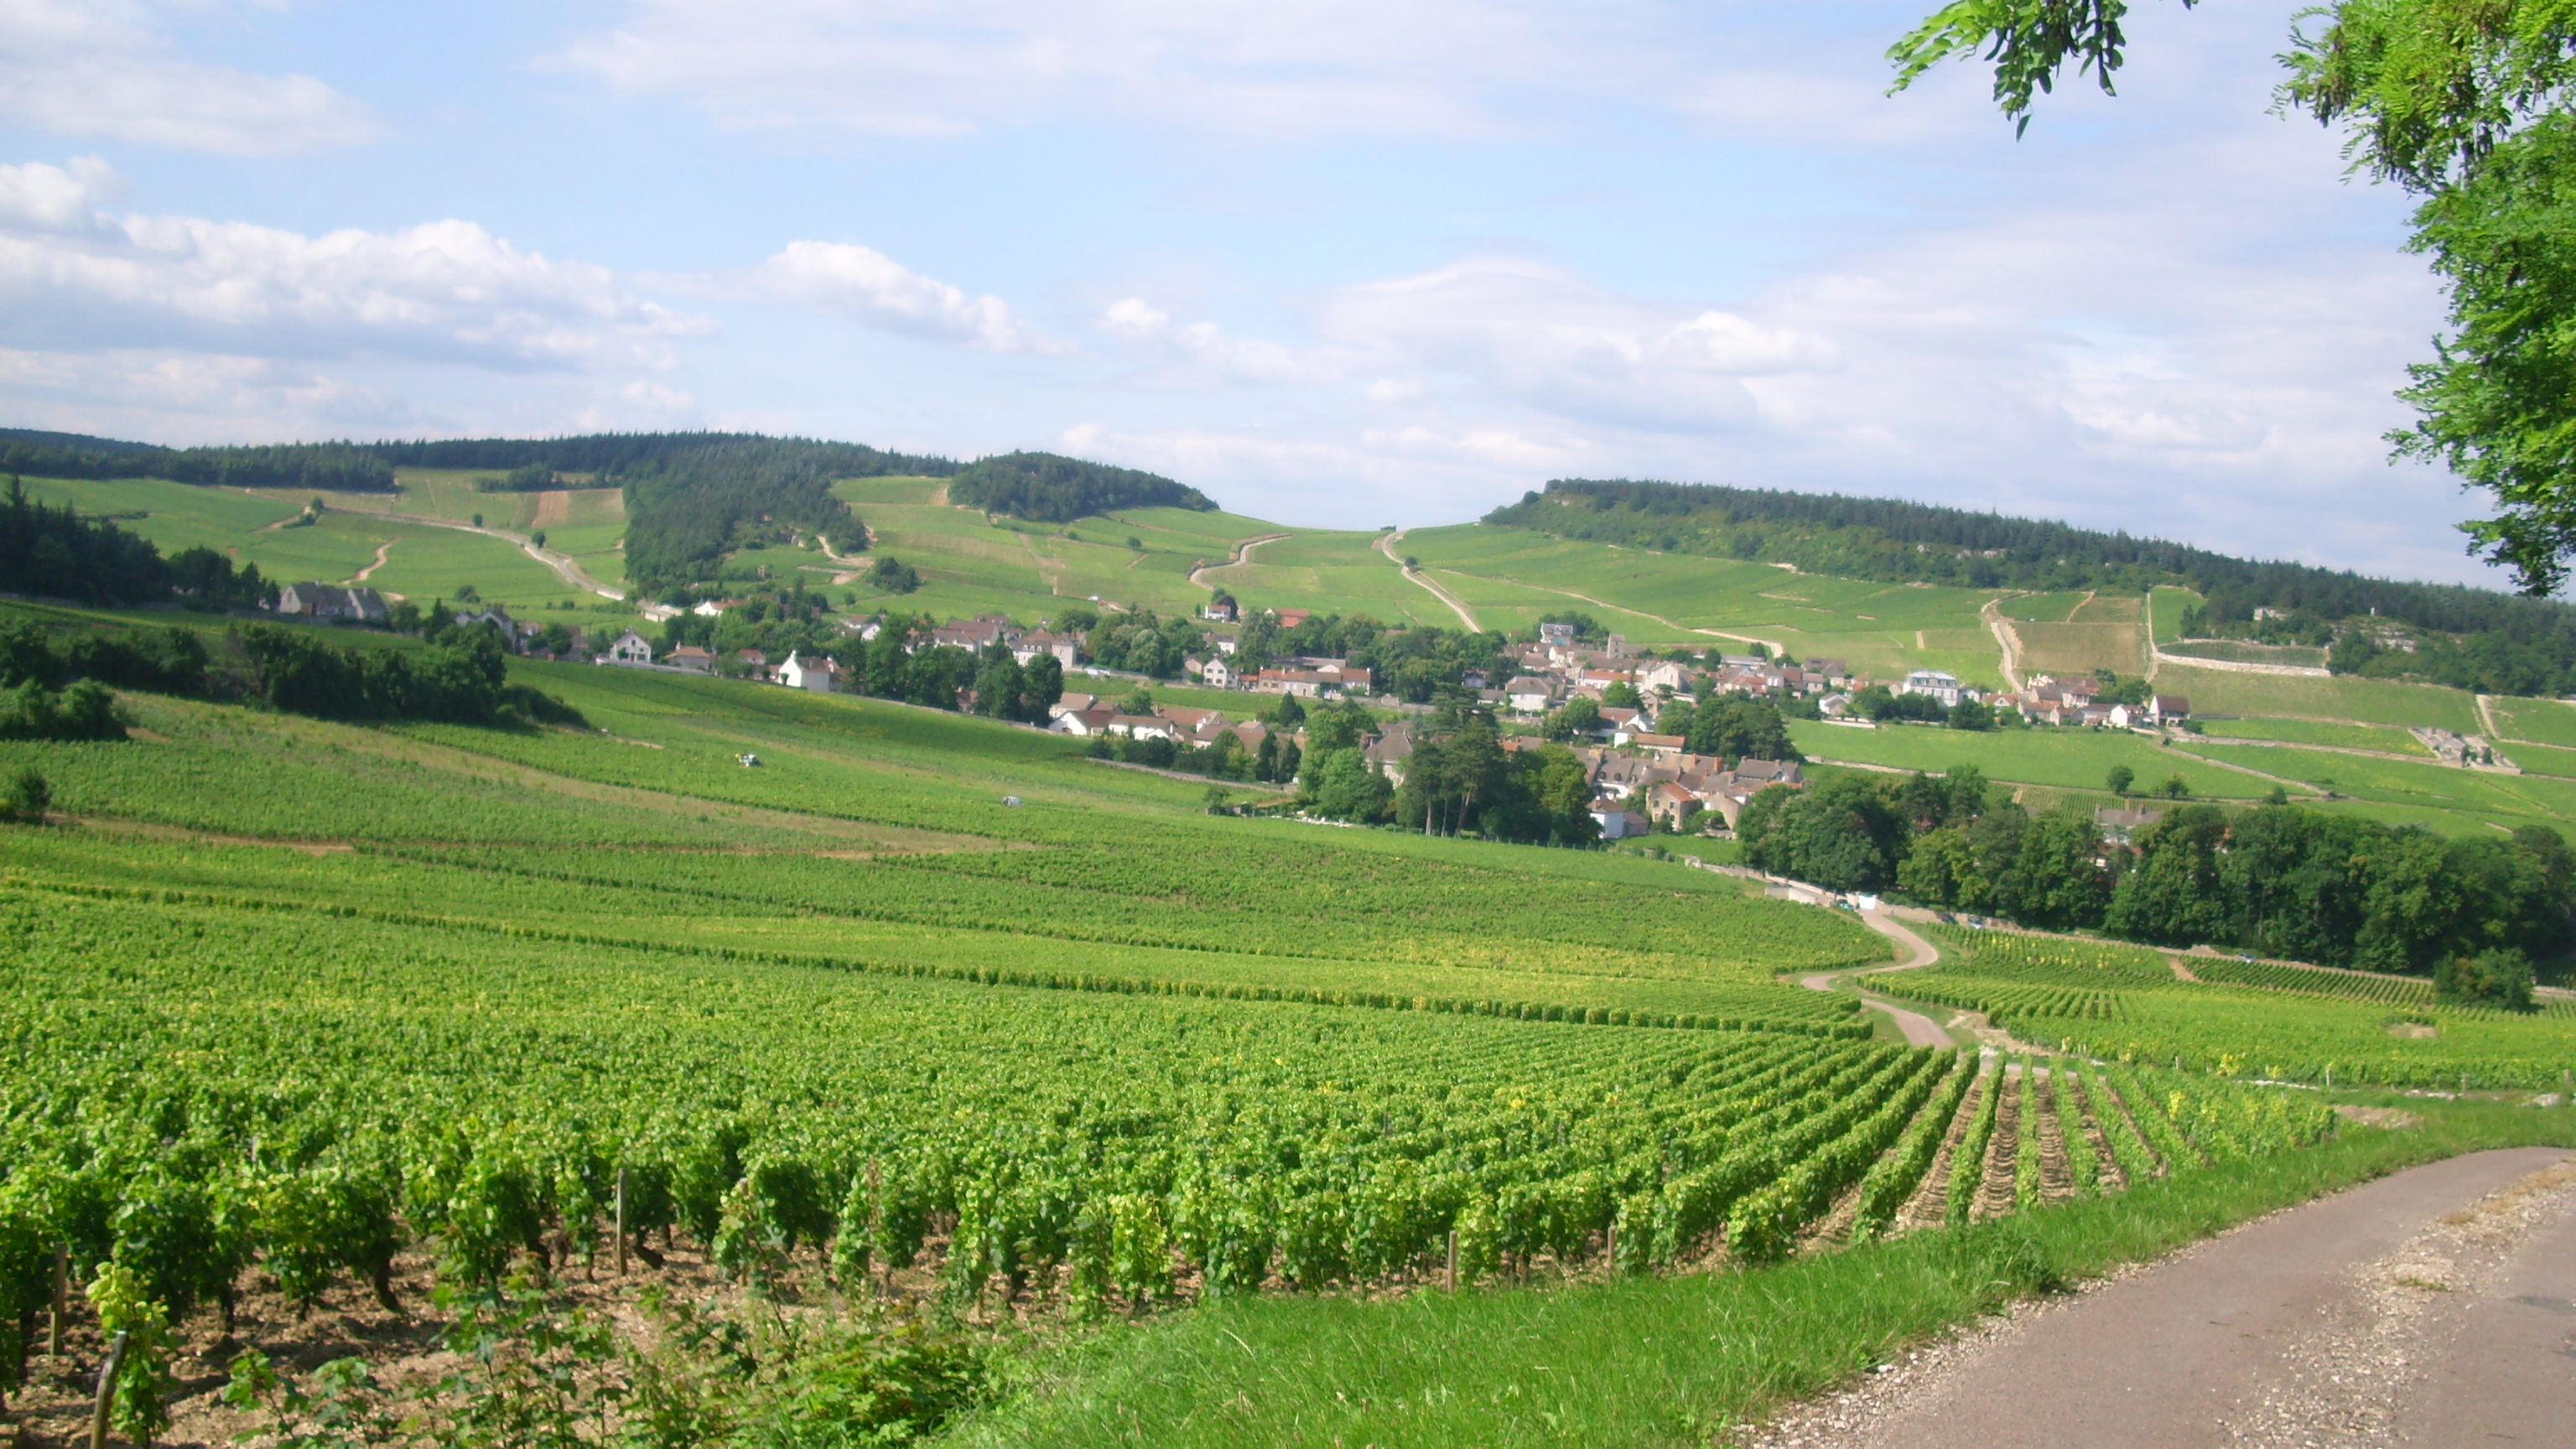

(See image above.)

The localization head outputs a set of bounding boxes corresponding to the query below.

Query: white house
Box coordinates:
[1896,669,1963,708]
[1504,676,1555,714]
[779,651,840,692]
[1200,655,1238,688]
[2148,694,2192,725]
[598,629,655,667]
[1589,801,1648,839]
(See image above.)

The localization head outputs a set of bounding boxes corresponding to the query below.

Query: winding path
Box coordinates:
[1190,532,1290,592]
[1980,597,2024,693]
[1749,1147,2576,1448]
[348,540,394,584]
[1796,910,1954,1048]
[1375,530,1482,631]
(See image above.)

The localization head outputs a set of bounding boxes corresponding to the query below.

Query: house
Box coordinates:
[2095,804,2166,844]
[1202,597,1239,622]
[1051,693,1103,719]
[1817,692,1854,719]
[1588,801,1649,839]
[1805,657,1852,684]
[1636,660,1695,693]
[1050,708,1115,737]
[2148,694,2192,725]
[931,615,1021,652]
[1504,676,1555,714]
[1731,759,1805,790]
[1701,759,1805,829]
[1159,707,1230,741]
[597,629,655,667]
[779,651,840,692]
[668,645,717,675]
[1199,655,1238,688]
[1107,714,1177,741]
[1229,719,1270,752]
[1897,669,1963,708]
[1012,631,1081,668]
[273,583,389,623]
[1539,621,1576,645]
[450,605,526,650]
[1629,732,1686,758]
[1644,780,1699,829]
[1363,721,1415,787]
[1272,607,1312,629]
[2106,702,2137,730]
[1252,667,1366,699]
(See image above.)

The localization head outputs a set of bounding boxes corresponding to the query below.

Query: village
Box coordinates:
[261,581,2226,842]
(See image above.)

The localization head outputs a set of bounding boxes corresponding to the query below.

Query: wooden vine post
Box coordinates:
[88,1331,127,1449]
[614,1168,629,1277]
[49,1247,66,1357]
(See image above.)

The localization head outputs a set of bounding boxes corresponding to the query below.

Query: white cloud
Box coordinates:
[1313,256,1828,434]
[0,160,707,371]
[762,241,1049,352]
[0,345,413,439]
[1101,297,1329,382]
[0,155,121,236]
[0,1,377,154]
[564,0,1680,141]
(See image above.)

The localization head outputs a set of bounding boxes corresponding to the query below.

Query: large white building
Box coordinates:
[1895,669,1964,709]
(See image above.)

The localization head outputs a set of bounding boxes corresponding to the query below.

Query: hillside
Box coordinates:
[18,434,2576,849]
[0,598,2566,1446]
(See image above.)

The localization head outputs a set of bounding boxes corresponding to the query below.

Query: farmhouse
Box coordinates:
[667,645,716,674]
[1504,677,1555,714]
[2148,694,2192,725]
[596,629,655,667]
[273,583,389,623]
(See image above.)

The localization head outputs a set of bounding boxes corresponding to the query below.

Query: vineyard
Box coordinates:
[1879,925,2576,1089]
[0,605,2512,1446]
[0,891,2327,1363]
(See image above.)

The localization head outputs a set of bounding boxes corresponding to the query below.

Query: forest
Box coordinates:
[1488,479,2576,692]
[618,440,874,595]
[0,430,395,492]
[1740,765,2573,984]
[0,481,273,610]
[948,451,1216,522]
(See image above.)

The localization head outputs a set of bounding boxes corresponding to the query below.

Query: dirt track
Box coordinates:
[1797,912,1954,1048]
[1743,1146,2576,1448]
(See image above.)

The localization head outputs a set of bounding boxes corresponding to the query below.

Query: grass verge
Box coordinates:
[937,1103,2576,1448]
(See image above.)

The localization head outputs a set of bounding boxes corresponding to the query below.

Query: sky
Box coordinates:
[0,0,2517,589]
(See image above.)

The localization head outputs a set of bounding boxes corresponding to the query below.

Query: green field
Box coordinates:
[2148,662,2483,733]
[2158,638,2330,668]
[2173,739,2576,830]
[20,472,618,609]
[2194,716,2432,755]
[2147,585,2200,644]
[2487,694,2576,747]
[1790,721,2270,799]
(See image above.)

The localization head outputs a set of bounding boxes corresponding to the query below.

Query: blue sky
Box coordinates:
[0,0,2513,588]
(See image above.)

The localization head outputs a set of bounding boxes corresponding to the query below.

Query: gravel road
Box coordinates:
[1742,1146,2576,1448]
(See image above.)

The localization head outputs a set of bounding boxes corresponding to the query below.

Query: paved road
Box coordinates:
[1750,1147,2576,1448]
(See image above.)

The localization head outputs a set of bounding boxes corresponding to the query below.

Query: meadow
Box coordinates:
[1788,720,2269,799]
